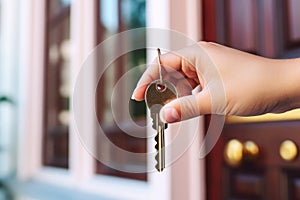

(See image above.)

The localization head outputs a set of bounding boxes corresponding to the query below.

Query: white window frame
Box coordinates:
[17,0,205,199]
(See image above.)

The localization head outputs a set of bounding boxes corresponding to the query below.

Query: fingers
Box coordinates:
[132,53,182,101]
[132,48,199,101]
[160,89,211,123]
[131,63,159,101]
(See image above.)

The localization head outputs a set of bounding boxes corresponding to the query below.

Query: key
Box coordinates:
[145,49,178,172]
[145,80,178,172]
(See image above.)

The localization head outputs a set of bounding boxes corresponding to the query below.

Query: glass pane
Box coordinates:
[121,0,147,120]
[43,1,70,168]
[100,0,119,35]
[121,0,146,29]
[96,0,147,181]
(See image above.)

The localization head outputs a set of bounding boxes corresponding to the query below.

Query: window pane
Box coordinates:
[96,0,147,181]
[43,0,70,168]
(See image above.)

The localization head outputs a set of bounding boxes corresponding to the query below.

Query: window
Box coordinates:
[18,0,204,199]
[43,0,147,180]
[95,0,147,181]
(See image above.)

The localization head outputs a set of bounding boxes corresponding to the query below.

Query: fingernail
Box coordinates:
[160,107,180,123]
[131,93,136,100]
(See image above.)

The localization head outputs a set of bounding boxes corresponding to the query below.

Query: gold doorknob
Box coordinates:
[224,139,259,167]
[279,140,298,161]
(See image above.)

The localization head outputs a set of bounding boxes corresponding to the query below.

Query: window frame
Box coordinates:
[17,0,205,199]
[17,0,171,199]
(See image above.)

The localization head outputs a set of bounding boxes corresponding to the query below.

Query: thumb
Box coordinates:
[160,89,211,123]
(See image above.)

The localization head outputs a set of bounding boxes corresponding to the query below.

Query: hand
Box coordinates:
[132,42,300,123]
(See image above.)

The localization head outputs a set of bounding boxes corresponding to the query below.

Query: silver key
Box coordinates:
[145,79,178,172]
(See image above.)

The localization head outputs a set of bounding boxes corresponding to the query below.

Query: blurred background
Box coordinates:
[0,0,200,199]
[0,0,300,199]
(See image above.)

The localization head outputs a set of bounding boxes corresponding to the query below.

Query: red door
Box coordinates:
[203,0,300,199]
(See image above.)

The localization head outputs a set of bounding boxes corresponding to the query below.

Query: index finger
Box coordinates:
[132,52,182,101]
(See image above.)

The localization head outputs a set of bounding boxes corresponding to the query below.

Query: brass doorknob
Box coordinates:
[224,139,259,167]
[279,140,298,161]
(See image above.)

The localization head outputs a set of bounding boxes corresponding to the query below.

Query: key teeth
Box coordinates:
[154,135,164,172]
[153,121,166,172]
[152,118,156,129]
[154,135,161,171]
[154,134,158,149]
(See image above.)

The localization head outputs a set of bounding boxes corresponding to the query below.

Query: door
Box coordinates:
[203,0,300,199]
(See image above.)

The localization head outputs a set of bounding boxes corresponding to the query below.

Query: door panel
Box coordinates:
[283,0,300,50]
[226,0,259,53]
[226,168,265,199]
[284,169,300,200]
[203,0,300,58]
[203,0,300,199]
[222,121,300,200]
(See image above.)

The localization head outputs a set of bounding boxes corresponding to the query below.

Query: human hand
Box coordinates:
[132,42,300,123]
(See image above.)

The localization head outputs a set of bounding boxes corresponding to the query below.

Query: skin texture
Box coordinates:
[132,42,300,123]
